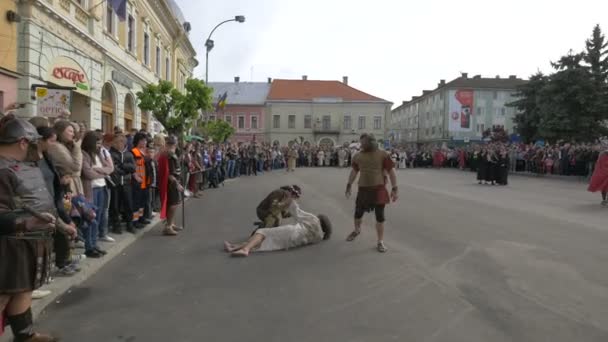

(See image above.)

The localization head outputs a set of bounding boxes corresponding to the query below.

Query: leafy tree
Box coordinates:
[136,79,213,136]
[508,25,608,142]
[537,52,601,141]
[508,72,547,143]
[200,119,235,143]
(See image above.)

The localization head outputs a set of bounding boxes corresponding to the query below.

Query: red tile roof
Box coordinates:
[267,79,388,102]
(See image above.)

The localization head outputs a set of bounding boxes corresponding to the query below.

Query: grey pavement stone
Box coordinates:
[10,168,608,342]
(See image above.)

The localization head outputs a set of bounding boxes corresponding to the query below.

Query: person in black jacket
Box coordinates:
[109,134,136,234]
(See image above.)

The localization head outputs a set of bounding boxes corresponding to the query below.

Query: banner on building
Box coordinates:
[448,89,474,132]
[47,56,90,95]
[36,87,72,117]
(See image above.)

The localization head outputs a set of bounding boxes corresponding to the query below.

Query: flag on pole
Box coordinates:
[108,0,127,21]
[215,91,228,112]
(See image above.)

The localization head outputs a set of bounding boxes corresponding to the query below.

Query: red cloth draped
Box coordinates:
[157,153,170,219]
[458,150,466,169]
[433,151,445,168]
[588,152,608,193]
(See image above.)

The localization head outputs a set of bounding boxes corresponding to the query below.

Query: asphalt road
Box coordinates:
[37,168,608,342]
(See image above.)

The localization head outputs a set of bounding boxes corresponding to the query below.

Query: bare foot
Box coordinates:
[231,249,249,257]
[223,241,236,252]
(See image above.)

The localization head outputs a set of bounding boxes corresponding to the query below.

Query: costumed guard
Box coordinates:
[0,116,59,342]
[345,134,398,253]
[157,136,184,236]
[255,185,302,229]
[588,143,608,205]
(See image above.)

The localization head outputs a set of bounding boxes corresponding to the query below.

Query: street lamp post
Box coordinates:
[205,15,245,84]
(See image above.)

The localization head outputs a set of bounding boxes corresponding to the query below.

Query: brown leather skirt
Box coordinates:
[356,186,390,213]
[0,236,53,294]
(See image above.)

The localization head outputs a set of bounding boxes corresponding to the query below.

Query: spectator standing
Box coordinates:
[109,134,136,234]
[131,133,150,228]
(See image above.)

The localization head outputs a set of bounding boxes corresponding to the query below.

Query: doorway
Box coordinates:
[101,83,115,133]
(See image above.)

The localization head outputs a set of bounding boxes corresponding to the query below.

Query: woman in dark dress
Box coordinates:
[486,149,499,185]
[470,148,480,173]
[477,149,488,184]
[496,149,510,185]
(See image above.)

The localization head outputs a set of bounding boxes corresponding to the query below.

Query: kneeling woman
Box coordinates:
[224,201,332,257]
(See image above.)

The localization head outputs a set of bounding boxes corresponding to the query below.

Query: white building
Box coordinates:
[389,73,527,145]
[265,77,392,147]
[15,0,196,133]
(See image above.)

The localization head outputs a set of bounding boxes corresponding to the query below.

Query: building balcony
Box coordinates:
[313,125,341,134]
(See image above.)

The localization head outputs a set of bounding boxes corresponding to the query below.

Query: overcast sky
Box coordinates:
[176,0,608,107]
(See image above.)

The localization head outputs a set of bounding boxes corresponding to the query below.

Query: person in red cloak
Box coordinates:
[432,149,445,168]
[157,136,184,236]
[588,145,608,206]
[458,149,466,170]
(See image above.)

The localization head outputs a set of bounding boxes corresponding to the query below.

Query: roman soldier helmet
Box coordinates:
[0,114,41,144]
[280,185,302,198]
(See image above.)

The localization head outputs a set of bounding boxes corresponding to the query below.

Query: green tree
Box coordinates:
[537,52,600,141]
[584,24,608,84]
[136,79,213,136]
[508,72,547,143]
[201,120,236,143]
[583,24,608,126]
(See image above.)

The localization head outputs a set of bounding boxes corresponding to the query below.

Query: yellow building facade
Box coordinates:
[15,0,197,132]
[0,0,21,111]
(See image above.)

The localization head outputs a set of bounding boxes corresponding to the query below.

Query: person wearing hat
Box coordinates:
[0,115,60,341]
[255,185,302,229]
[157,135,183,236]
[345,133,398,253]
[224,199,332,257]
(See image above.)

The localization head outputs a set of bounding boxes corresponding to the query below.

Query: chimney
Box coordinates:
[267,77,272,84]
[234,76,240,83]
[461,72,468,79]
[342,76,348,85]
[302,75,308,80]
[402,101,407,106]
[509,75,517,79]
[495,75,500,79]
[439,79,446,87]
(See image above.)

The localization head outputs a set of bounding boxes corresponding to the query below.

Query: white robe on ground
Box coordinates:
[255,201,324,252]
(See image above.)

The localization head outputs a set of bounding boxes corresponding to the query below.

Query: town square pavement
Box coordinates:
[35,168,608,342]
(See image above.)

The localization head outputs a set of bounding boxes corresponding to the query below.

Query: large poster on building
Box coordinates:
[448,89,474,132]
[36,87,71,117]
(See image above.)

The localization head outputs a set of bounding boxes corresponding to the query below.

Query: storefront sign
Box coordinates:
[35,87,71,117]
[112,70,133,89]
[47,56,90,95]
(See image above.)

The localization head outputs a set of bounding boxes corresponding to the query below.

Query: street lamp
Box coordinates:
[205,15,246,84]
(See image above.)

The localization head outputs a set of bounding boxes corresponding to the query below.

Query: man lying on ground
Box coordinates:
[225,200,332,257]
